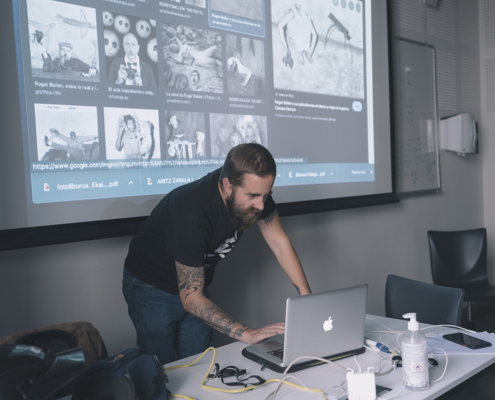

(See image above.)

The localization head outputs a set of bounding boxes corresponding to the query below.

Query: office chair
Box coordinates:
[428,228,495,329]
[385,274,464,326]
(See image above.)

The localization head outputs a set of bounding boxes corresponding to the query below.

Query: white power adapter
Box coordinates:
[346,368,376,400]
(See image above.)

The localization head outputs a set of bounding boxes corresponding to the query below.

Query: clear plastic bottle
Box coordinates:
[401,313,429,391]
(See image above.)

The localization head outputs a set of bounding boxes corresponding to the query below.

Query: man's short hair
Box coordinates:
[123,115,135,124]
[219,143,276,188]
[58,42,73,50]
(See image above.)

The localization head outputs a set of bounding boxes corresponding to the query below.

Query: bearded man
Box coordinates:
[122,143,311,364]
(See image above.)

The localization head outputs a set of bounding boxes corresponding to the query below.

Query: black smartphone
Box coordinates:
[443,333,492,349]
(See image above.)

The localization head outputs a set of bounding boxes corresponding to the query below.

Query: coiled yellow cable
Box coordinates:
[165,347,328,399]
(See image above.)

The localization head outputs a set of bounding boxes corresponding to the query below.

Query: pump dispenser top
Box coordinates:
[403,313,419,331]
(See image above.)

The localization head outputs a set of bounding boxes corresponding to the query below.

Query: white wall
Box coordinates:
[0,0,487,354]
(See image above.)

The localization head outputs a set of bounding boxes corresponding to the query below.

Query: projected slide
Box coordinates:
[271,1,364,98]
[13,0,380,208]
[26,0,100,82]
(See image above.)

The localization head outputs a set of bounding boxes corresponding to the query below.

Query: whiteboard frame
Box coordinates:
[394,37,441,196]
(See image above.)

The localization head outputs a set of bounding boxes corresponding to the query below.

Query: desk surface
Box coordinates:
[163,315,495,399]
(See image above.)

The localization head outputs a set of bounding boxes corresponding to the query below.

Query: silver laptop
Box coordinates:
[242,284,368,372]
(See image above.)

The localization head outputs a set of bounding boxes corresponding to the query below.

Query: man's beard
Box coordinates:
[225,189,262,230]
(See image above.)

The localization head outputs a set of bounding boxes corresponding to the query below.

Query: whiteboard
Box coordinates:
[394,38,441,195]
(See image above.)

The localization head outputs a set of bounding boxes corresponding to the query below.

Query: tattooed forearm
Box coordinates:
[176,262,248,339]
[189,300,247,338]
[176,262,205,299]
[200,303,237,336]
[293,284,301,295]
[263,209,277,225]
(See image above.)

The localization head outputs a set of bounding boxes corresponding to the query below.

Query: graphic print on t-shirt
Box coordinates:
[204,231,240,269]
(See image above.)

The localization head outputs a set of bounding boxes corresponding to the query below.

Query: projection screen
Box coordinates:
[0,0,396,250]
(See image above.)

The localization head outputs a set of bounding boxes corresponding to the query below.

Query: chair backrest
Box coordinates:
[428,228,488,289]
[385,274,465,326]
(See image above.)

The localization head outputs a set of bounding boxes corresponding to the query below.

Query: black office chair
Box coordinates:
[385,274,465,326]
[428,228,495,329]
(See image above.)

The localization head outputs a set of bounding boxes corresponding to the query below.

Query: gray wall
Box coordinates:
[480,0,495,280]
[0,0,487,354]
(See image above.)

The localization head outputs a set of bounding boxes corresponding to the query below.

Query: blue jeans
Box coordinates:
[122,268,212,364]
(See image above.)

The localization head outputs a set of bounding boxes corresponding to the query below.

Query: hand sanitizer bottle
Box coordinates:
[401,313,429,390]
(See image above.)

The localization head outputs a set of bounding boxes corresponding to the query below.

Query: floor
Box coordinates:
[441,303,495,399]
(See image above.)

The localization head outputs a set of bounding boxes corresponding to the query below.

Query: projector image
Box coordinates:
[439,113,478,156]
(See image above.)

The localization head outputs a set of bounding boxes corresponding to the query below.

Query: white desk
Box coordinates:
[163,315,495,399]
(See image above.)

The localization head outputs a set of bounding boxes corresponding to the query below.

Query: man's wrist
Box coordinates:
[293,283,311,295]
[238,327,254,344]
[231,325,249,341]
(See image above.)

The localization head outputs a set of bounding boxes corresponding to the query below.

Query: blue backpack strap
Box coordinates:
[136,354,168,400]
[137,374,166,400]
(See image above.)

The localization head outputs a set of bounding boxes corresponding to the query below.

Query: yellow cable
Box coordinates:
[165,347,328,397]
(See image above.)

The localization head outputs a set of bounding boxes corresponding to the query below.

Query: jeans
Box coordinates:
[122,268,212,365]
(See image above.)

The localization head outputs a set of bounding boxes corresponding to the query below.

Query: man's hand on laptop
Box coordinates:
[242,322,285,345]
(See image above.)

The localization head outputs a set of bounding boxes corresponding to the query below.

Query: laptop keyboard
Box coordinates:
[268,348,284,360]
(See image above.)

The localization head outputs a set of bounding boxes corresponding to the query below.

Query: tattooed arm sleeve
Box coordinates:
[175,261,248,340]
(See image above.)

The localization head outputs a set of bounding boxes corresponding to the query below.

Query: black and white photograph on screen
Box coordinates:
[210,0,264,21]
[209,114,267,157]
[162,23,223,93]
[226,35,265,97]
[34,104,99,162]
[103,12,158,87]
[104,107,161,160]
[26,0,100,82]
[272,0,364,98]
[170,0,206,7]
[164,111,207,159]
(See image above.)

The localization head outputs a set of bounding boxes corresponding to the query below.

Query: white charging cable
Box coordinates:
[429,348,448,382]
[265,356,347,400]
[354,354,362,373]
[365,315,407,334]
[420,324,476,334]
[366,315,476,336]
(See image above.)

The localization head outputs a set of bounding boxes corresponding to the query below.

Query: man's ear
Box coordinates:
[222,177,232,194]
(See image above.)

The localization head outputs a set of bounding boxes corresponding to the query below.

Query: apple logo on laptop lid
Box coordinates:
[323,317,334,332]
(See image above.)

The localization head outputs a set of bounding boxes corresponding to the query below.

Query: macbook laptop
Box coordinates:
[242,284,368,373]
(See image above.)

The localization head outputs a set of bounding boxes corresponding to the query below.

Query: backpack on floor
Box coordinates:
[72,347,169,400]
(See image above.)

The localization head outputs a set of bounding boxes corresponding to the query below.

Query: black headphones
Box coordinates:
[213,363,266,387]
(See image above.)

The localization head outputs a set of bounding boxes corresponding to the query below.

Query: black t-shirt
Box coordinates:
[124,168,276,294]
